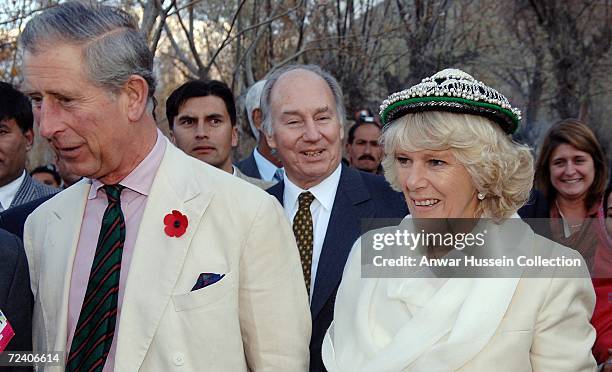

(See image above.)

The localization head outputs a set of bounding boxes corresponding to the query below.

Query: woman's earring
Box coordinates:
[477,192,486,201]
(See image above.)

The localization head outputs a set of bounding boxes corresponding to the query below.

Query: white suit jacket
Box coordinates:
[24,141,311,371]
[323,219,597,372]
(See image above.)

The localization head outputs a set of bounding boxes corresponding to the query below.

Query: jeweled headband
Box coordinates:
[379,69,521,134]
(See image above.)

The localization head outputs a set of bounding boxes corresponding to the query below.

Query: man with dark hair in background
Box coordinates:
[166,79,273,189]
[345,122,383,174]
[0,82,56,211]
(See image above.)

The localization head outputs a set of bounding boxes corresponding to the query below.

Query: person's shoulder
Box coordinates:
[0,228,22,263]
[0,194,54,238]
[28,178,87,219]
[234,165,275,190]
[527,230,592,279]
[518,189,550,219]
[347,168,407,214]
[0,228,20,244]
[530,232,581,258]
[358,170,393,189]
[172,149,275,207]
[31,178,60,197]
[235,151,255,168]
[345,167,395,195]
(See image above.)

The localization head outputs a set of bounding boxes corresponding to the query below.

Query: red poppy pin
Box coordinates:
[164,210,188,237]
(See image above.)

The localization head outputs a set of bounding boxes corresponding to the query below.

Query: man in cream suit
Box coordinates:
[21,3,310,371]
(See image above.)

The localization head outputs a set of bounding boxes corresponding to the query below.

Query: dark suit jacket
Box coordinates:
[235,151,262,179]
[0,194,55,240]
[10,173,57,208]
[267,165,408,372]
[517,189,551,238]
[0,229,33,371]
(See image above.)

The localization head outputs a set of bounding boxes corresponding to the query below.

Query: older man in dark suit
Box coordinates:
[263,64,408,371]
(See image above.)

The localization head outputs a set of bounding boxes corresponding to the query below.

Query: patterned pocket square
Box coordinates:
[191,273,225,291]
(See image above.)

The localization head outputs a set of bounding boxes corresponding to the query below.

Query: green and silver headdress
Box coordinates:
[379,68,521,134]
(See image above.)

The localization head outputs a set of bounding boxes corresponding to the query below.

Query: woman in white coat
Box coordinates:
[322,69,597,372]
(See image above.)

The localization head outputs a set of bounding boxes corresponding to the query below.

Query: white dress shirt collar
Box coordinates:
[253,147,279,182]
[0,170,25,209]
[283,163,342,213]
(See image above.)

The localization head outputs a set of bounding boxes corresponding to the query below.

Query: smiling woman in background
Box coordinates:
[535,119,610,273]
[322,69,597,371]
[534,119,612,368]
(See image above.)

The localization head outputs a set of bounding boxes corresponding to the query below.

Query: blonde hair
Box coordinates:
[381,111,534,220]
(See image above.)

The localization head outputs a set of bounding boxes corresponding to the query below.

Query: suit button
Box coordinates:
[173,353,185,366]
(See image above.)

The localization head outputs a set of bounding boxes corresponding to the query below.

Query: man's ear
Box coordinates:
[265,130,277,150]
[231,126,238,147]
[170,130,176,144]
[24,128,34,151]
[252,108,263,131]
[124,74,149,122]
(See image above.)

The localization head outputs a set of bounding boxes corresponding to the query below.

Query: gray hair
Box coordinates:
[244,80,267,141]
[260,64,346,135]
[20,1,156,106]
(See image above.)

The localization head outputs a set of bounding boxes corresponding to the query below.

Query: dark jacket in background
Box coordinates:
[0,228,33,372]
[9,173,57,209]
[0,195,54,241]
[235,151,262,179]
[518,189,551,238]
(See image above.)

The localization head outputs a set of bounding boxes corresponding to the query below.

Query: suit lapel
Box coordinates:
[311,166,375,318]
[246,152,261,179]
[43,182,90,351]
[267,180,284,205]
[237,152,261,179]
[114,143,213,371]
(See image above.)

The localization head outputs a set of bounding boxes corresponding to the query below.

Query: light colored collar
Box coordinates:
[554,200,577,238]
[253,147,279,181]
[89,129,165,198]
[284,163,342,212]
[0,170,26,209]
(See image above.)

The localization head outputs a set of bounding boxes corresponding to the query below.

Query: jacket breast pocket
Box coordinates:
[172,271,233,312]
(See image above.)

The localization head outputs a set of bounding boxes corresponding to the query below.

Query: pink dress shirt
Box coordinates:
[66,131,166,371]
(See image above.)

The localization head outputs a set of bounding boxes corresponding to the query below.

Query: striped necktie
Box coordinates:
[273,168,284,182]
[66,184,126,372]
[292,191,315,293]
